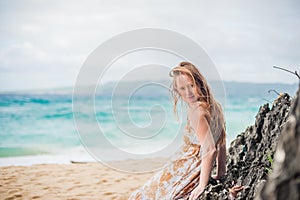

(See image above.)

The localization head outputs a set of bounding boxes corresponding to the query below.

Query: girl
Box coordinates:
[129,61,227,200]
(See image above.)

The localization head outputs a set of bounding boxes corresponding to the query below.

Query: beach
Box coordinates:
[0,157,169,200]
[1,83,298,199]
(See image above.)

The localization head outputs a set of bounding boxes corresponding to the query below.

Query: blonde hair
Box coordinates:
[169,61,226,146]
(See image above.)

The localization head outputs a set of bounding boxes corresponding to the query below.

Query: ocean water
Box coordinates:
[0,82,298,166]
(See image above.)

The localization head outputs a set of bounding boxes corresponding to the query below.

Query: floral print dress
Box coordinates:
[129,121,206,200]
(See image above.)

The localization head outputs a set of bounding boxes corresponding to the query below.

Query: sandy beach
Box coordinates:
[0,158,169,200]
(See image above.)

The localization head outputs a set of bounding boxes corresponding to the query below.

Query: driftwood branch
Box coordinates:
[273,66,300,80]
[268,89,280,96]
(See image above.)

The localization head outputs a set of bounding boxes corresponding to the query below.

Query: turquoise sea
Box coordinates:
[0,81,298,166]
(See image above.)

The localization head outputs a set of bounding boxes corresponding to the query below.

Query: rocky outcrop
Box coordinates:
[256,84,300,200]
[197,90,295,199]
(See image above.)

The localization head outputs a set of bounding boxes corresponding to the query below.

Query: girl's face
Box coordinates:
[175,74,199,104]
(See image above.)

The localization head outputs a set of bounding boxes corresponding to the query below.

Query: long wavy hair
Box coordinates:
[169,61,226,146]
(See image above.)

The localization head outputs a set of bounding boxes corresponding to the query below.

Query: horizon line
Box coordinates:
[0,80,298,94]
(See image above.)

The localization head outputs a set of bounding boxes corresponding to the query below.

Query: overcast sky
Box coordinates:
[0,0,299,91]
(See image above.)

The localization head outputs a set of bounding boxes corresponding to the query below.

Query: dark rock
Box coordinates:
[256,84,300,200]
[195,91,294,199]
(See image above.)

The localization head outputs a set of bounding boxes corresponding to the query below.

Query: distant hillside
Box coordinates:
[223,81,298,97]
[1,81,298,99]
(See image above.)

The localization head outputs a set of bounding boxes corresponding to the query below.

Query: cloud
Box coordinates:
[0,0,299,91]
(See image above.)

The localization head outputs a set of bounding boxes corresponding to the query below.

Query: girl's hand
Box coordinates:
[189,185,205,200]
[228,185,244,199]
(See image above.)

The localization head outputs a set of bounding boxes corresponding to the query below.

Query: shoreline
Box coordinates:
[0,150,172,168]
[0,151,96,167]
